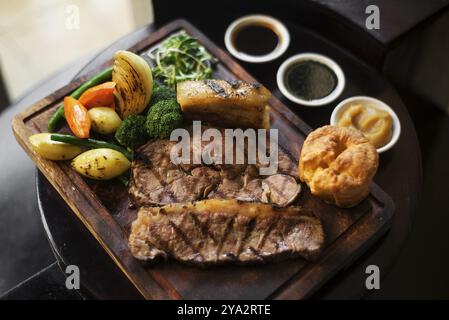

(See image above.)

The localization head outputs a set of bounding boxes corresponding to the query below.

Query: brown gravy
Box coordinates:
[232,24,279,56]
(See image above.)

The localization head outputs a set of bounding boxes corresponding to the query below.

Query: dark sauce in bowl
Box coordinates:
[284,60,337,100]
[232,24,279,56]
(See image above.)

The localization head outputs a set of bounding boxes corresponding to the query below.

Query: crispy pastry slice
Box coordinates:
[128,199,324,266]
[176,80,271,129]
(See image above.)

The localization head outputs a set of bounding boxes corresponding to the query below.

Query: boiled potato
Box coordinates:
[71,148,130,180]
[88,107,122,135]
[29,133,82,160]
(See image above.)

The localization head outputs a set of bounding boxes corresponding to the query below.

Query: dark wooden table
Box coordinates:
[26,15,422,299]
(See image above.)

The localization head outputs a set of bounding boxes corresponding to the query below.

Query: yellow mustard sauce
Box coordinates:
[338,103,393,148]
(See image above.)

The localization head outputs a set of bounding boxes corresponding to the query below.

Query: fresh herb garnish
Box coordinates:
[148,31,215,89]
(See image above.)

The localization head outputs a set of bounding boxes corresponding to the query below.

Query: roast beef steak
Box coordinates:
[128,199,324,265]
[128,126,325,266]
[128,126,300,207]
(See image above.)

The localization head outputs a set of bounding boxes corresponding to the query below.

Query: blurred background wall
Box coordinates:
[0,0,153,103]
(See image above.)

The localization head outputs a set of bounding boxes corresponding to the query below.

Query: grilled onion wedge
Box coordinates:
[112,50,153,118]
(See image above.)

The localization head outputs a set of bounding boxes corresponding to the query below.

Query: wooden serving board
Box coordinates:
[12,19,394,300]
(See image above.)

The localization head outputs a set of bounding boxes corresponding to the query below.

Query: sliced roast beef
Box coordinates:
[128,199,324,265]
[128,127,300,207]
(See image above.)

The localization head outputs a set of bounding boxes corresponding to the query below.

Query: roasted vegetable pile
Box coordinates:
[31,47,194,184]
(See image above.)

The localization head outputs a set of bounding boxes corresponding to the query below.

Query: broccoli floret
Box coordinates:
[149,82,176,106]
[146,99,183,139]
[115,115,148,149]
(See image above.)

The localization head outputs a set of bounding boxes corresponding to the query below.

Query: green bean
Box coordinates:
[47,67,113,132]
[50,134,132,160]
[117,171,130,187]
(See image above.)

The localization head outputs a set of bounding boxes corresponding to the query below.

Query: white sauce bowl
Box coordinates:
[330,96,401,153]
[225,15,290,63]
[276,53,345,107]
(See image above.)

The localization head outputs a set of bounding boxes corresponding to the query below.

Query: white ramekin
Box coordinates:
[224,15,290,63]
[276,53,345,107]
[330,96,401,153]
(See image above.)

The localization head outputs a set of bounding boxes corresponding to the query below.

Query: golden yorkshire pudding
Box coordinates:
[299,125,378,208]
